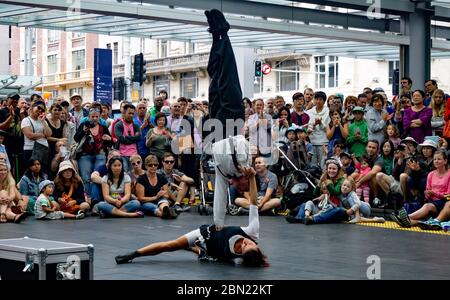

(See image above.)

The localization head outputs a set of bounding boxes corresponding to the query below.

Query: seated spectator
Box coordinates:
[157,152,194,213]
[340,152,355,176]
[90,149,121,205]
[34,180,84,220]
[97,157,143,218]
[0,130,11,170]
[417,200,450,231]
[135,155,178,219]
[297,181,335,225]
[347,106,368,158]
[0,161,27,223]
[18,158,48,215]
[286,159,347,224]
[296,127,313,163]
[392,150,450,228]
[234,156,281,215]
[129,154,145,200]
[53,161,91,214]
[327,139,346,162]
[340,178,384,224]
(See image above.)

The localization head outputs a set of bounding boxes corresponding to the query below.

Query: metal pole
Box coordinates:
[123,36,131,102]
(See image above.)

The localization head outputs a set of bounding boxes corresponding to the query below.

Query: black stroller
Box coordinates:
[277,145,317,213]
[198,155,215,215]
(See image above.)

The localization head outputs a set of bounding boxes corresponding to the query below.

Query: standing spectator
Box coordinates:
[347,106,369,158]
[158,90,170,106]
[243,97,252,111]
[363,88,373,103]
[304,88,315,111]
[97,157,143,218]
[69,94,88,129]
[306,91,330,169]
[60,108,76,148]
[265,98,276,117]
[424,79,438,107]
[135,155,178,219]
[100,102,114,129]
[149,96,164,126]
[343,96,357,123]
[134,101,151,160]
[274,96,285,114]
[46,104,68,162]
[326,110,348,158]
[146,112,173,163]
[366,94,391,147]
[291,92,309,127]
[0,93,27,178]
[21,101,52,171]
[115,103,141,172]
[247,99,272,157]
[357,93,368,112]
[74,106,112,196]
[403,90,432,144]
[430,89,446,136]
[385,124,401,148]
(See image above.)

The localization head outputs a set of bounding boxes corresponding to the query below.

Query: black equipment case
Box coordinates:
[0,237,94,280]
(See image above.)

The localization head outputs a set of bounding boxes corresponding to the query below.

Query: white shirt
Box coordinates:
[21,117,49,150]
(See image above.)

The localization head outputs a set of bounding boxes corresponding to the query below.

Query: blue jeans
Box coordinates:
[78,154,106,196]
[295,203,347,224]
[97,200,141,216]
[90,183,103,204]
[140,198,170,216]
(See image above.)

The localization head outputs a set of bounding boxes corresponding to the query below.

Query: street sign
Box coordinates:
[94,48,113,106]
[262,63,272,75]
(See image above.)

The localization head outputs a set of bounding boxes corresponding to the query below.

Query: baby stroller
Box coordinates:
[277,146,317,212]
[198,155,215,215]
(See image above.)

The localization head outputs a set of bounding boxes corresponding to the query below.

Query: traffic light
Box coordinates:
[392,69,400,96]
[113,77,125,101]
[133,53,147,86]
[255,60,262,77]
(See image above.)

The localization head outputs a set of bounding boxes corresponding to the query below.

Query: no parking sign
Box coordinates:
[262,64,272,75]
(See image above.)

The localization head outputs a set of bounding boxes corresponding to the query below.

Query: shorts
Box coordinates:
[430,199,448,212]
[388,176,403,196]
[184,228,202,248]
[42,211,65,220]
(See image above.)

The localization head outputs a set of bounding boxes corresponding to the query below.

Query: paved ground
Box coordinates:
[1,210,449,280]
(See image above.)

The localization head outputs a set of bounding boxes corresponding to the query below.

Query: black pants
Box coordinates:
[207,34,244,140]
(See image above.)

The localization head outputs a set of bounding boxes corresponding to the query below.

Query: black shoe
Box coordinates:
[205,9,230,36]
[169,207,178,219]
[286,216,303,224]
[115,251,138,264]
[173,204,183,213]
[304,216,314,225]
[161,206,171,219]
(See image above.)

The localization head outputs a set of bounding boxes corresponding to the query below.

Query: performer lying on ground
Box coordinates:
[114,166,268,267]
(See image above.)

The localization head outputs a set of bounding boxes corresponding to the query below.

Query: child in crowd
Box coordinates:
[340,152,355,176]
[353,154,371,203]
[286,126,298,144]
[328,140,346,162]
[303,182,334,225]
[385,124,401,148]
[34,180,84,220]
[340,178,385,224]
[296,127,313,162]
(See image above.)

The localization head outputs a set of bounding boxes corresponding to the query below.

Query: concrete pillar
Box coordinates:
[233,47,254,99]
[24,27,33,76]
[407,4,431,90]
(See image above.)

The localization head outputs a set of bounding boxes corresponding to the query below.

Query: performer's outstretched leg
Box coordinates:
[206,9,244,139]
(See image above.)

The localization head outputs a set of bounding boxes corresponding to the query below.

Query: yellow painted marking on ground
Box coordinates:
[356,221,450,236]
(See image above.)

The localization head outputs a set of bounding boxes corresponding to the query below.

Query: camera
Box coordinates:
[85,121,95,128]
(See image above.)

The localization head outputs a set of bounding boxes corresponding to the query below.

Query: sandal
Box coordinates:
[14,213,27,224]
[0,212,7,223]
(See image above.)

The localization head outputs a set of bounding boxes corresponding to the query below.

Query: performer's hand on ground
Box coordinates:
[215,224,224,231]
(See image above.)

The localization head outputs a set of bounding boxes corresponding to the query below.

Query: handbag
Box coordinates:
[443,121,450,138]
[28,117,49,163]
[69,135,87,160]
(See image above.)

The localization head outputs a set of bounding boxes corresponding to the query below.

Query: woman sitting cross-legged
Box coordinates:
[96,157,143,218]
[135,155,178,219]
[392,150,450,228]
[0,161,27,223]
[115,163,269,267]
[18,158,48,216]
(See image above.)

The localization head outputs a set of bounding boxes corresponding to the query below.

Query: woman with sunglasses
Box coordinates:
[135,155,178,219]
[21,101,52,169]
[46,103,68,168]
[129,154,145,200]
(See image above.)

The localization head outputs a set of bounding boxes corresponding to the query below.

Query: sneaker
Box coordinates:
[372,197,381,207]
[441,221,450,232]
[75,211,85,220]
[397,207,412,228]
[237,207,249,215]
[286,216,303,224]
[180,204,191,212]
[417,218,442,231]
[115,251,138,264]
[173,204,183,213]
[391,212,405,227]
[169,207,178,219]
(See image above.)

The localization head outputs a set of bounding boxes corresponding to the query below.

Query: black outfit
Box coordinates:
[206,9,244,140]
[0,107,25,178]
[46,119,66,162]
[199,224,256,262]
[136,173,168,198]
